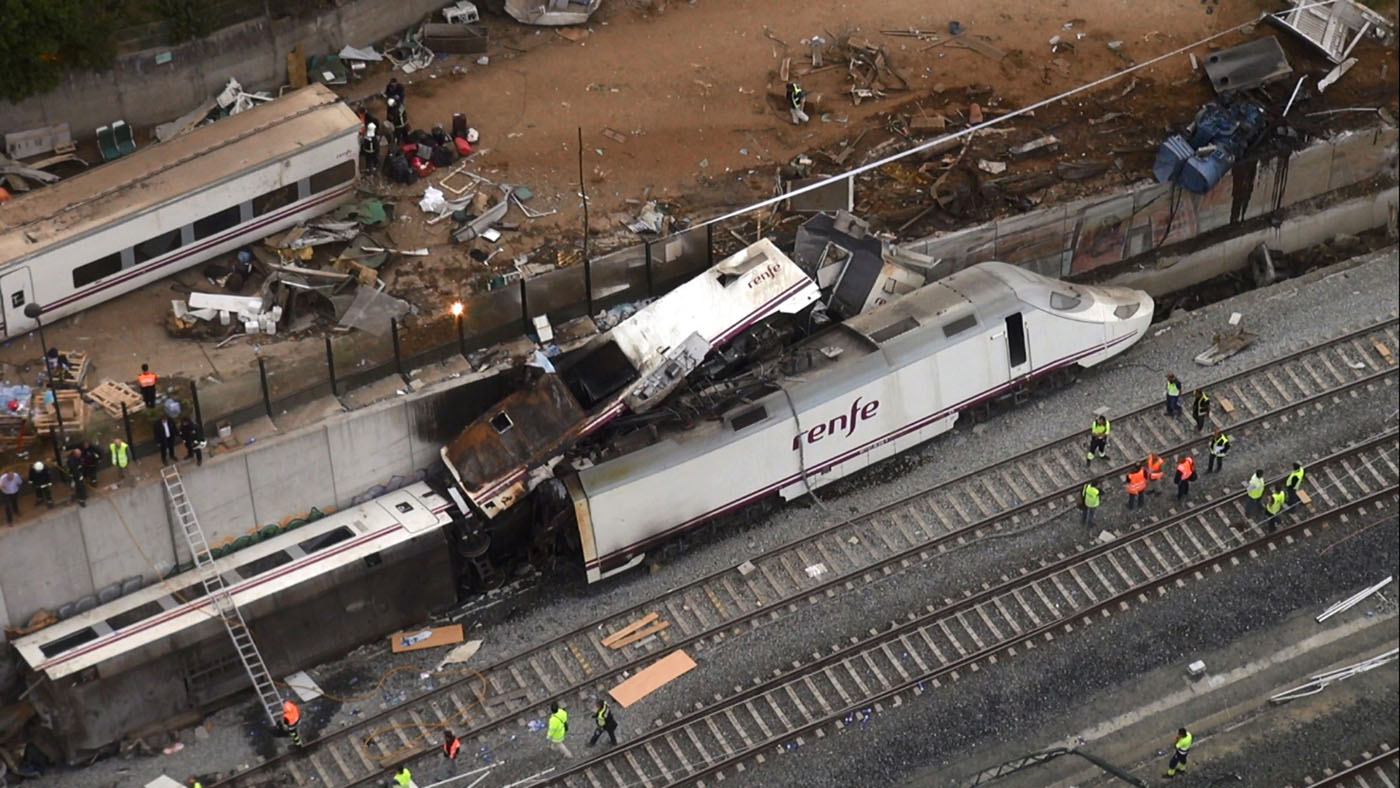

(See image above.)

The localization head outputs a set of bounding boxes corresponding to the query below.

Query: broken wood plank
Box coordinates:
[601,127,628,144]
[608,620,670,650]
[780,56,790,82]
[1373,341,1393,363]
[1218,397,1235,414]
[1296,489,1312,506]
[600,612,659,648]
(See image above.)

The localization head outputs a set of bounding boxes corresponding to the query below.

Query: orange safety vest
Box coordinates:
[1146,454,1164,480]
[137,371,157,388]
[443,737,461,759]
[1125,469,1147,494]
[1176,457,1194,479]
[282,700,300,726]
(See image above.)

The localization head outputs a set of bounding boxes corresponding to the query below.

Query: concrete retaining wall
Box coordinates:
[0,0,448,138]
[2,127,1396,636]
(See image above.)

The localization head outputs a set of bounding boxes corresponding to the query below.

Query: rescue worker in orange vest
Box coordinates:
[281,698,304,747]
[137,363,158,409]
[1174,455,1196,501]
[1145,453,1165,496]
[1085,415,1111,467]
[1125,464,1147,510]
[443,730,461,760]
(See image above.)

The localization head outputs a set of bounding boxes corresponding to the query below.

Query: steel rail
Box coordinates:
[552,432,1400,786]
[1301,745,1400,787]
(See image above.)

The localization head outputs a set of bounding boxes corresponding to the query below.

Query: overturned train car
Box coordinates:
[11,486,462,761]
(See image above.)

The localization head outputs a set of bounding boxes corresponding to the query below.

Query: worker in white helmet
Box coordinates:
[28,461,54,509]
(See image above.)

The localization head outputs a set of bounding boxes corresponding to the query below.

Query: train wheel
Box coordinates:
[457,531,491,559]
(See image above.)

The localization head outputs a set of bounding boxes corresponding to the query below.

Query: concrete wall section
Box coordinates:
[326,402,415,505]
[79,483,177,589]
[0,512,94,624]
[245,429,338,526]
[0,0,449,137]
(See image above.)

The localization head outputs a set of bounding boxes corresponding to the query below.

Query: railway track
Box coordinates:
[219,317,1399,787]
[1288,743,1399,787]
[554,432,1400,787]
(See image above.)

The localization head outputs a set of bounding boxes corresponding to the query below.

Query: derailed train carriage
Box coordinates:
[10,241,1152,759]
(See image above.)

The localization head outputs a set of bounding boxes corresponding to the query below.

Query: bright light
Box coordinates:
[450,302,464,317]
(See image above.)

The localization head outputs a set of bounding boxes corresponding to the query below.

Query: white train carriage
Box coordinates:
[0,84,360,339]
[569,262,1153,581]
[10,483,457,760]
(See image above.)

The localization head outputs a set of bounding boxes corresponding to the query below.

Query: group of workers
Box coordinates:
[358,78,409,174]
[1079,374,1307,533]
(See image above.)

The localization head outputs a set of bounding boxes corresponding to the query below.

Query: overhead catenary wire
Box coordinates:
[690,4,1337,235]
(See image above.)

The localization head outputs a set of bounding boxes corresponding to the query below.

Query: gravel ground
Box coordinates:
[35,246,1400,787]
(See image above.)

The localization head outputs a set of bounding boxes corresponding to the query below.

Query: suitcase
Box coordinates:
[454,137,473,157]
[413,158,436,178]
[431,145,454,167]
[452,113,468,138]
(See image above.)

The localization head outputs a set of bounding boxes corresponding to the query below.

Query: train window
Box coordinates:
[869,316,920,343]
[490,412,514,434]
[235,550,294,578]
[39,627,99,658]
[309,160,356,194]
[730,406,767,431]
[134,228,182,264]
[297,526,355,554]
[252,183,299,216]
[172,582,209,604]
[1049,291,1082,311]
[72,252,123,288]
[941,314,978,338]
[194,205,242,240]
[105,601,165,631]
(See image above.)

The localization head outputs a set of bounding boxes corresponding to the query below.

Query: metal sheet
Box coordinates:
[1202,36,1291,94]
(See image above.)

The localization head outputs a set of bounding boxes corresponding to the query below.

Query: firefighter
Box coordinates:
[281,698,304,747]
[360,123,381,175]
[29,461,54,508]
[1124,464,1147,510]
[1174,455,1195,501]
[1207,430,1230,473]
[386,98,408,146]
[1163,727,1193,777]
[786,82,809,125]
[1085,414,1111,467]
[1284,461,1306,506]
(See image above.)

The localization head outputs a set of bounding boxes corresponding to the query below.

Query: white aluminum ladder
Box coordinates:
[161,465,282,726]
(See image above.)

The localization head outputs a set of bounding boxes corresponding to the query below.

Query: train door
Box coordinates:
[0,267,36,337]
[1003,312,1031,378]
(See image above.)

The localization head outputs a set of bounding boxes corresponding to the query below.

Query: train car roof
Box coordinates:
[0,84,357,264]
[11,484,450,681]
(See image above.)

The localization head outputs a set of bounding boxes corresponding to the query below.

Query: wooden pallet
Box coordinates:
[30,390,87,434]
[87,379,145,418]
[0,415,27,451]
[48,349,91,388]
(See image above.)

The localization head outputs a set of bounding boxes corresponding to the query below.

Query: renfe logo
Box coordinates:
[792,396,880,450]
[747,261,783,289]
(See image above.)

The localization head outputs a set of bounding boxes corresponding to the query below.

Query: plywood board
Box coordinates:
[601,612,659,647]
[389,624,464,653]
[608,620,669,649]
[609,650,697,708]
[1296,489,1312,506]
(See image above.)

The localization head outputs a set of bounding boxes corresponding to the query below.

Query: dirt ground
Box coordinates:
[1,0,1396,488]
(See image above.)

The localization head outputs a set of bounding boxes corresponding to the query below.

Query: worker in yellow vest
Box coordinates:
[547,701,572,758]
[1081,480,1102,527]
[394,766,418,787]
[1245,470,1265,518]
[1285,462,1306,506]
[1085,415,1111,467]
[1164,727,1193,777]
[109,437,131,479]
[1264,488,1286,533]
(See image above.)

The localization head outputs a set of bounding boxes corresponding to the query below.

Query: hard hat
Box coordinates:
[387,98,397,108]
[33,461,43,471]
[366,123,377,136]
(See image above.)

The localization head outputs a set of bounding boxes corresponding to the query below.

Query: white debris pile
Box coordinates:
[172,292,284,336]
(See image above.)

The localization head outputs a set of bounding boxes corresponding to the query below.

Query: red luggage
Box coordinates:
[413,158,436,178]
[454,137,473,157]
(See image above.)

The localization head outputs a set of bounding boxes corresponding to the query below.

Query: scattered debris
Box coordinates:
[1202,37,1291,95]
[1316,576,1393,623]
[389,624,465,653]
[1317,57,1357,93]
[86,379,145,418]
[283,670,324,701]
[1267,0,1393,64]
[1154,96,1265,194]
[977,159,1007,174]
[1270,648,1398,704]
[506,0,601,26]
[1008,135,1061,160]
[610,650,697,707]
[434,639,485,670]
[602,613,670,649]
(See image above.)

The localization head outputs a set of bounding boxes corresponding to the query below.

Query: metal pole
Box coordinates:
[390,317,410,386]
[456,314,467,359]
[32,315,65,437]
[325,336,338,396]
[49,426,61,466]
[520,278,530,335]
[121,402,134,451]
[189,380,203,434]
[577,127,592,317]
[644,239,655,298]
[257,357,273,419]
[706,223,714,265]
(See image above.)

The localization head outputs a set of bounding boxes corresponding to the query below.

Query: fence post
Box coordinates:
[520,278,530,335]
[390,317,410,386]
[121,402,134,452]
[584,256,594,318]
[706,223,714,266]
[325,336,338,396]
[49,426,62,465]
[189,380,203,433]
[644,240,655,298]
[257,357,273,419]
[456,314,467,360]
